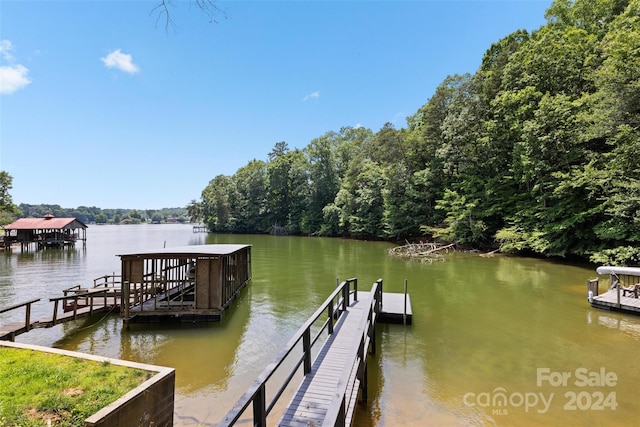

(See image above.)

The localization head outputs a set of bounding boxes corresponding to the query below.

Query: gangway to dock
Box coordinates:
[0,276,122,341]
[218,277,412,427]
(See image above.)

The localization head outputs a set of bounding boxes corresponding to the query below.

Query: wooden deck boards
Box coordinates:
[0,305,111,340]
[591,289,640,313]
[38,305,111,327]
[379,292,413,324]
[279,293,372,427]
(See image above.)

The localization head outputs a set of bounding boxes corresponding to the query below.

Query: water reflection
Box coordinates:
[3,226,640,425]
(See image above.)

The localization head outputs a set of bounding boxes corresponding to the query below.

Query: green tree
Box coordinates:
[186,199,203,224]
[201,175,233,231]
[0,172,20,226]
[232,160,268,233]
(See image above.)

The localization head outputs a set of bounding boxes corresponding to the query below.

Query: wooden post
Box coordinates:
[336,398,346,427]
[72,296,79,320]
[328,303,334,334]
[303,328,312,375]
[123,281,130,326]
[353,278,358,301]
[403,279,408,326]
[342,283,349,312]
[362,362,369,402]
[52,300,59,325]
[253,383,266,427]
[25,302,32,332]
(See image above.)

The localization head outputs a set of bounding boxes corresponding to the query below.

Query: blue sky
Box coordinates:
[1,0,552,209]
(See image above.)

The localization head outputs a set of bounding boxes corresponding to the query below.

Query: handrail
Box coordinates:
[218,278,358,427]
[0,298,41,340]
[49,288,113,324]
[0,298,40,314]
[322,279,381,427]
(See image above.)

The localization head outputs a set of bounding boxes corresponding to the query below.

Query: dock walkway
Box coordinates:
[219,278,411,427]
[0,286,119,341]
[279,291,373,426]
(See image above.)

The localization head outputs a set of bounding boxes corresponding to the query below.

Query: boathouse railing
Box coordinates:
[218,278,365,427]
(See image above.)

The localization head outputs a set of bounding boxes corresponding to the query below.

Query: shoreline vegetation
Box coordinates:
[186,0,640,267]
[2,1,640,267]
[0,347,149,427]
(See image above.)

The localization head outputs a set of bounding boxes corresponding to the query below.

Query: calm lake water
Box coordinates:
[1,224,639,426]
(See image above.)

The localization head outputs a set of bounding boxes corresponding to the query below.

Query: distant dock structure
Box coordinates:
[588,266,640,314]
[3,214,87,251]
[118,244,252,324]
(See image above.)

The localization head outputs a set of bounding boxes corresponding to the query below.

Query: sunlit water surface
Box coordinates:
[1,224,638,426]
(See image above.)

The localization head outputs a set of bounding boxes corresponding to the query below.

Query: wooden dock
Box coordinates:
[588,266,640,315]
[279,291,374,426]
[0,279,122,341]
[589,288,640,313]
[219,278,412,427]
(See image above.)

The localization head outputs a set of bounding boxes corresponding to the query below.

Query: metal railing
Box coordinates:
[218,278,365,427]
[322,279,381,427]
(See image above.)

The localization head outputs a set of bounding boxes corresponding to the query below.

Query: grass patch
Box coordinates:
[0,347,151,426]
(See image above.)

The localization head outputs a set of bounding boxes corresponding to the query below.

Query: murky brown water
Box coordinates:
[1,224,638,426]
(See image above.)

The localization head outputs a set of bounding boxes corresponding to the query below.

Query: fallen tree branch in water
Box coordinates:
[388,241,456,262]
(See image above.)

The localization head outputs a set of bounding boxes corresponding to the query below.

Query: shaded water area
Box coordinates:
[1,224,639,425]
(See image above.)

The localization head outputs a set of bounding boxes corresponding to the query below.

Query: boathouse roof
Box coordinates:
[117,244,251,258]
[596,266,640,276]
[4,215,88,230]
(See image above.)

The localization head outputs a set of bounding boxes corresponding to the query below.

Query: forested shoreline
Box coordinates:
[16,204,189,225]
[194,0,640,265]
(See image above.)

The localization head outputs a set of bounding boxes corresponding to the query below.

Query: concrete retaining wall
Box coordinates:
[0,341,175,427]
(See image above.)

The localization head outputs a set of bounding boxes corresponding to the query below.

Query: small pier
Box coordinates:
[588,266,640,314]
[0,286,116,342]
[219,278,412,427]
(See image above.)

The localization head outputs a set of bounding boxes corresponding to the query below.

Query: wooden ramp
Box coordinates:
[279,293,373,426]
[218,278,396,427]
[0,287,119,341]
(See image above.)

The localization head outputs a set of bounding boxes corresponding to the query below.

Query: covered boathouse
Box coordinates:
[118,244,251,323]
[3,214,87,250]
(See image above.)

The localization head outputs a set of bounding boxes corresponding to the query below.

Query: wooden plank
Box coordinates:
[279,294,372,427]
[592,289,640,313]
[38,305,109,327]
[379,292,413,324]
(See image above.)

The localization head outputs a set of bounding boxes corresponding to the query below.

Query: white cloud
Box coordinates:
[0,40,31,94]
[303,91,320,102]
[101,49,140,74]
[0,65,32,94]
[0,40,15,61]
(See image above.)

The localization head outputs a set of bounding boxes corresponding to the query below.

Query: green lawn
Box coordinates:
[0,347,150,426]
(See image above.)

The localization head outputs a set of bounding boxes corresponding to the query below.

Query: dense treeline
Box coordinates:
[196,0,640,264]
[17,204,189,225]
